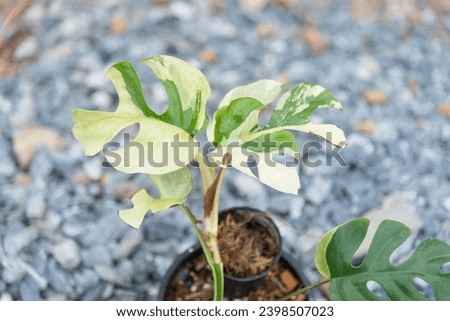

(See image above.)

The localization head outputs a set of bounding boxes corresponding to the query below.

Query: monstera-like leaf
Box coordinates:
[72,55,209,227]
[119,168,192,229]
[73,55,210,175]
[207,81,346,194]
[315,218,450,300]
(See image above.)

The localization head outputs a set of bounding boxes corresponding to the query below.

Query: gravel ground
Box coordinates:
[1,0,450,300]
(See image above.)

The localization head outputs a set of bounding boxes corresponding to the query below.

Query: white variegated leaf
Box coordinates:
[119,168,192,228]
[208,147,300,195]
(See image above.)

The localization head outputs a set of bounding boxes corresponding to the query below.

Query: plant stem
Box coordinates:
[181,204,224,301]
[196,152,215,195]
[280,279,330,301]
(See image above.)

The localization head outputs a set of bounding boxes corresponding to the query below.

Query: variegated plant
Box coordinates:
[72,55,450,301]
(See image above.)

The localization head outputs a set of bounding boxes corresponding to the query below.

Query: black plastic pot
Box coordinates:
[158,243,309,300]
[158,207,309,301]
[219,207,282,298]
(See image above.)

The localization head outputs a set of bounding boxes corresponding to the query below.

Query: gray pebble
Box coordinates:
[81,246,112,268]
[52,239,81,270]
[13,36,39,60]
[3,227,39,256]
[19,276,42,300]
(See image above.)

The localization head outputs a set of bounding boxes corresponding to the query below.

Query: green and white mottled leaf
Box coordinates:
[267,82,343,128]
[218,79,285,108]
[207,80,284,145]
[119,168,192,229]
[315,218,450,300]
[209,146,300,194]
[242,131,299,158]
[142,55,211,134]
[207,80,346,195]
[72,59,200,175]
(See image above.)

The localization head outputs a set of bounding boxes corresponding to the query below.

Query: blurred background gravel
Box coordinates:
[0,0,449,300]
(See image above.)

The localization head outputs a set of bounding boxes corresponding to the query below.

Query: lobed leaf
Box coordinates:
[207,80,346,195]
[118,168,192,229]
[315,218,450,300]
[142,55,211,134]
[73,56,209,175]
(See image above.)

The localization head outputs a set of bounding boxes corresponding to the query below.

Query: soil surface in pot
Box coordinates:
[164,252,307,301]
[164,211,305,300]
[218,211,278,277]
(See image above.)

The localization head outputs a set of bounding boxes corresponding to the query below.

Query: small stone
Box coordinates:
[75,269,100,295]
[0,293,13,301]
[289,196,305,219]
[12,173,33,186]
[13,126,65,169]
[275,73,290,84]
[114,289,137,300]
[363,89,387,105]
[437,103,450,117]
[109,16,128,35]
[26,192,47,220]
[354,120,375,135]
[82,284,104,300]
[240,0,267,11]
[256,23,277,38]
[305,177,332,205]
[209,0,224,11]
[297,227,324,253]
[82,246,112,267]
[113,231,142,259]
[52,239,81,270]
[114,181,141,200]
[102,284,114,299]
[152,0,170,5]
[13,36,39,60]
[94,265,126,285]
[47,293,67,300]
[274,0,290,6]
[20,276,42,300]
[355,193,423,257]
[3,227,39,255]
[72,169,91,185]
[350,0,382,21]
[199,48,217,64]
[116,260,134,279]
[416,118,426,129]
[1,257,26,284]
[268,194,293,215]
[0,155,15,177]
[302,27,328,53]
[45,259,75,294]
[91,91,113,110]
[83,158,102,181]
[443,197,450,212]
[408,79,418,93]
[169,1,195,21]
[280,270,298,292]
[231,173,265,199]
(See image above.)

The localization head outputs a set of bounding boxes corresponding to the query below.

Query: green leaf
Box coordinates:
[267,82,343,128]
[72,59,200,175]
[315,218,450,300]
[245,82,347,148]
[242,131,299,157]
[211,97,267,145]
[104,61,158,118]
[207,79,284,145]
[208,146,300,195]
[218,79,285,107]
[119,168,192,229]
[142,55,211,134]
[206,80,346,195]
